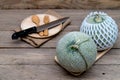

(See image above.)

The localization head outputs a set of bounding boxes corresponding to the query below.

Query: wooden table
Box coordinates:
[0,9,120,80]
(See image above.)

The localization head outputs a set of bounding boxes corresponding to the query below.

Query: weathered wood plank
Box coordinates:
[0,65,119,80]
[0,0,120,9]
[0,48,55,65]
[0,49,119,65]
[0,10,119,80]
[0,31,120,48]
[95,49,120,65]
[0,10,120,30]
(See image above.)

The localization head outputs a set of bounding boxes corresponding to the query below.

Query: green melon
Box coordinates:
[56,32,97,74]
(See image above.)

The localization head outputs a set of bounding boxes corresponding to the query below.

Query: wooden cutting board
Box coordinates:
[19,10,71,48]
[55,48,111,76]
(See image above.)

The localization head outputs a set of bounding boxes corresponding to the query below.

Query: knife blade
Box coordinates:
[12,17,69,40]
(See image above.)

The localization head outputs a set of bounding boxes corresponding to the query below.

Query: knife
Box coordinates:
[12,17,69,40]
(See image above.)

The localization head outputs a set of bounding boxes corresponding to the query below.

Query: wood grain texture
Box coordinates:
[0,10,120,80]
[0,48,119,79]
[0,65,119,80]
[0,0,120,9]
[0,49,119,65]
[0,10,120,30]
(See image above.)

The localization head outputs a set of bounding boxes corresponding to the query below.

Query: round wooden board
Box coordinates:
[21,14,62,38]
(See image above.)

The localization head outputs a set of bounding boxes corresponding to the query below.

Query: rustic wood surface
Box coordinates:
[0,9,120,80]
[0,0,120,9]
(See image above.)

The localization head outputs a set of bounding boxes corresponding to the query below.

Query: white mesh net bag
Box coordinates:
[80,12,118,51]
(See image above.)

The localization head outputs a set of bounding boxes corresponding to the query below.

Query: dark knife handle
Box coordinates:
[12,27,37,40]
